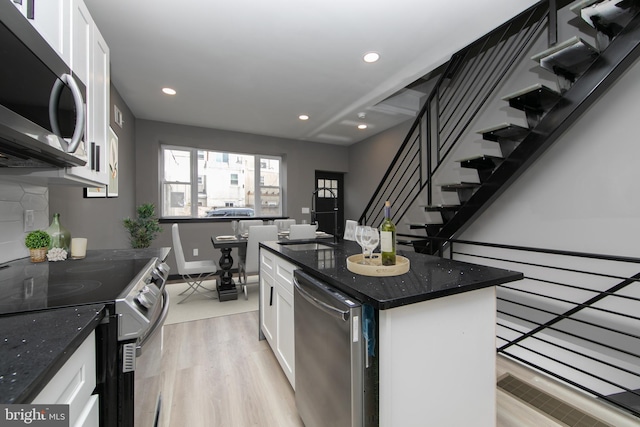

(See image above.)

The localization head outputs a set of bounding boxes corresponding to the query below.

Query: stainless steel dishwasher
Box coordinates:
[294,270,378,427]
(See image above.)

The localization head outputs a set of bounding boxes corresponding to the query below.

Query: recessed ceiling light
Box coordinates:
[299,114,310,121]
[358,124,368,130]
[363,52,380,63]
[162,87,176,95]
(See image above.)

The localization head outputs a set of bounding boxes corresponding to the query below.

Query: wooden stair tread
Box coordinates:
[477,123,530,142]
[501,84,561,112]
[532,37,599,78]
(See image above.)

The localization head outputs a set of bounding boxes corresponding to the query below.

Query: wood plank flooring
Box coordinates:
[136,311,569,427]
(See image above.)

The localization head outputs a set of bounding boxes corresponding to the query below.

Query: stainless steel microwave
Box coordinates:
[0,1,87,168]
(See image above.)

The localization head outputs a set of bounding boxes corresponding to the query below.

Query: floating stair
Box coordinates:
[477,123,530,157]
[408,223,443,236]
[423,204,460,222]
[458,155,503,182]
[572,0,640,49]
[439,182,480,203]
[532,36,599,90]
[502,84,562,127]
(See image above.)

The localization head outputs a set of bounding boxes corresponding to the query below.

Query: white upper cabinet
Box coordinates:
[11,0,71,66]
[65,0,109,185]
[5,0,110,187]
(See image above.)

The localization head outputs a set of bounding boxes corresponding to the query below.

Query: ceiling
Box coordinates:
[84,0,538,146]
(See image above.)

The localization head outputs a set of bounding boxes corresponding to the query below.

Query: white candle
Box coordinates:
[71,238,88,259]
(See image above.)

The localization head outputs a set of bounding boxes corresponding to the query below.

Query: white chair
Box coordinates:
[344,220,358,241]
[288,224,317,240]
[171,223,218,304]
[274,219,296,233]
[238,225,278,299]
[238,219,264,235]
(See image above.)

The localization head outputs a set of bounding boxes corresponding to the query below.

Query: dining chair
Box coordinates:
[238,225,278,299]
[238,219,264,235]
[274,219,296,233]
[344,220,358,241]
[171,223,218,303]
[288,224,317,240]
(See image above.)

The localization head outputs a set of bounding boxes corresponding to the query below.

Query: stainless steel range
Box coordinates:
[0,248,171,427]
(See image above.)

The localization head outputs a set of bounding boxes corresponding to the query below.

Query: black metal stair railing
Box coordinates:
[407,235,640,418]
[360,0,640,255]
[359,1,553,228]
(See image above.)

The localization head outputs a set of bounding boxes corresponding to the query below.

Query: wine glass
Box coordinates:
[354,225,369,264]
[365,228,379,263]
[231,220,239,236]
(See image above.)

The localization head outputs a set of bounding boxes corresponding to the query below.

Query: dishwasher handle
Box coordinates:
[294,276,350,322]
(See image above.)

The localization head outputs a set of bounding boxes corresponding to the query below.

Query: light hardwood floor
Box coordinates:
[136,311,589,427]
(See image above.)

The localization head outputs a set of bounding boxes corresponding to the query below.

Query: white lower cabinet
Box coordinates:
[32,330,99,427]
[260,249,296,388]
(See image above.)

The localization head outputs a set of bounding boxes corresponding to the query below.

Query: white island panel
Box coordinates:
[379,286,497,427]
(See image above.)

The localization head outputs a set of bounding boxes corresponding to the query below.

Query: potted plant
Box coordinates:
[123,203,162,248]
[25,230,51,263]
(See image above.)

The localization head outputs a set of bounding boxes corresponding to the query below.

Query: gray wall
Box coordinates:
[345,120,411,223]
[133,119,349,272]
[49,85,137,251]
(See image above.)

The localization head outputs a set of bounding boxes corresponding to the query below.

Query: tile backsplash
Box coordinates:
[0,181,49,264]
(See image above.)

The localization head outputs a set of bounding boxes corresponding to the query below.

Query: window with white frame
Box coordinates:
[161,146,282,218]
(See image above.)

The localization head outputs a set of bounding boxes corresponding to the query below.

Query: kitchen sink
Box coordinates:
[279,241,336,251]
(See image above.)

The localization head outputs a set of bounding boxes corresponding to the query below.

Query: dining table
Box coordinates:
[211,230,335,301]
[211,234,248,301]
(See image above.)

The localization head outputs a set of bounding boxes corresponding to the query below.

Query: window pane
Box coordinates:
[198,151,255,217]
[161,146,282,218]
[164,149,191,182]
[162,183,192,217]
[259,157,280,216]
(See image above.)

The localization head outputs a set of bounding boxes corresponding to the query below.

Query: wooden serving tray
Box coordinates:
[346,254,410,277]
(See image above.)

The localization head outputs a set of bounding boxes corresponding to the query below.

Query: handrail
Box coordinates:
[398,234,640,418]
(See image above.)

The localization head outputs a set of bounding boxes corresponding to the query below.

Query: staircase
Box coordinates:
[359,0,640,255]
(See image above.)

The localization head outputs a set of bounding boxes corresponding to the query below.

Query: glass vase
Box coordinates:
[46,213,71,256]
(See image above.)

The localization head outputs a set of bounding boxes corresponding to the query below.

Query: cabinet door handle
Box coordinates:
[269,286,274,306]
[90,142,96,170]
[95,145,100,172]
[26,0,34,19]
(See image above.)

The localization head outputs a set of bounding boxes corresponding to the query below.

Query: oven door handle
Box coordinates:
[136,289,170,356]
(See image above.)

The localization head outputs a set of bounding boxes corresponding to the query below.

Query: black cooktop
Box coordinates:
[0,248,169,316]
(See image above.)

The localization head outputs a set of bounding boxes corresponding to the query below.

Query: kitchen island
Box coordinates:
[259,239,523,427]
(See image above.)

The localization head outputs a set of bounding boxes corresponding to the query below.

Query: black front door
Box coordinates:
[313,171,344,237]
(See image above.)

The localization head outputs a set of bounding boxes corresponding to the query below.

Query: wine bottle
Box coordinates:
[379,201,396,265]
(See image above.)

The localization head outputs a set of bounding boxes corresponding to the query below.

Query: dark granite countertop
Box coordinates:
[261,240,523,310]
[0,304,105,404]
